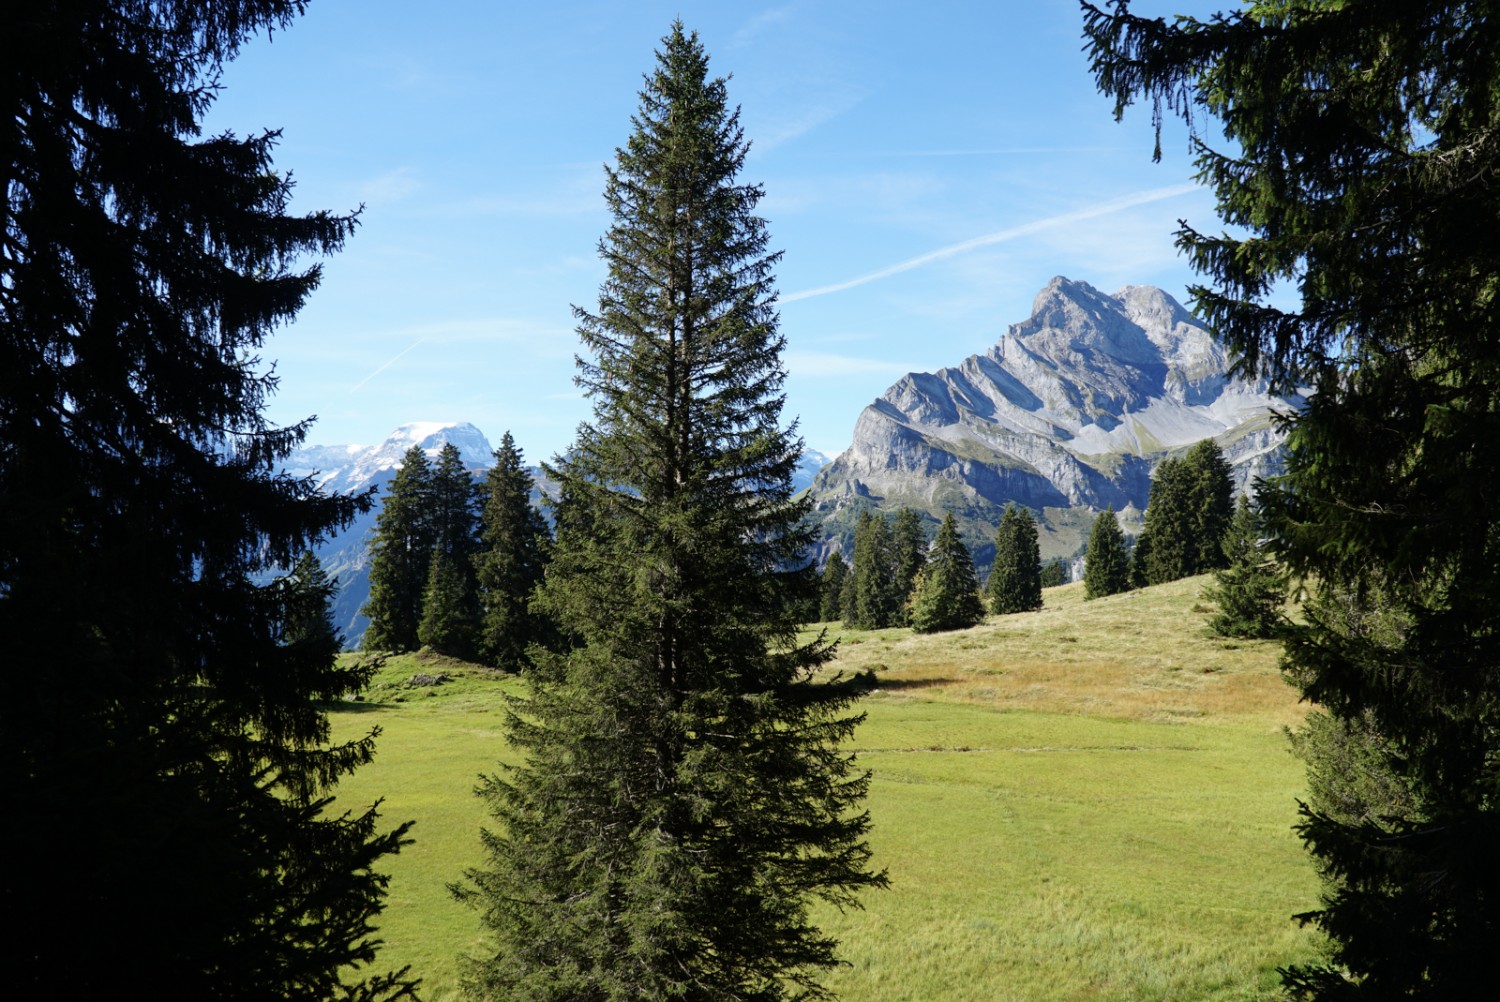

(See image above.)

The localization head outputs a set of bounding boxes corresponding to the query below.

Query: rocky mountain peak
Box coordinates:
[811,277,1295,564]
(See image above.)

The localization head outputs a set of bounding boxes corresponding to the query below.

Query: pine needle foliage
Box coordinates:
[819,551,850,623]
[419,443,482,658]
[1,3,414,996]
[418,547,478,658]
[988,504,1043,614]
[1134,440,1234,587]
[911,514,987,634]
[890,507,929,625]
[1204,495,1285,640]
[363,446,436,653]
[1083,507,1130,600]
[473,431,551,669]
[282,550,342,651]
[847,509,901,629]
[455,23,884,1001]
[1085,2,1500,995]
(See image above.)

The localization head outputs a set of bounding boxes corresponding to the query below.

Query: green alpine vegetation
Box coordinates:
[987,503,1043,614]
[364,446,438,653]
[1204,496,1285,640]
[281,550,343,652]
[820,550,850,624]
[2,2,414,996]
[1132,439,1234,588]
[325,575,1322,1001]
[453,24,885,1001]
[1087,1,1500,995]
[1083,506,1130,600]
[473,431,552,669]
[417,443,483,659]
[911,513,986,634]
[845,508,902,629]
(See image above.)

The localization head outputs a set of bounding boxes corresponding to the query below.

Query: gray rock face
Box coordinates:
[810,277,1296,561]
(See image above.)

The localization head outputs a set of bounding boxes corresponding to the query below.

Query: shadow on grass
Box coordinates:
[322,699,396,715]
[873,677,958,691]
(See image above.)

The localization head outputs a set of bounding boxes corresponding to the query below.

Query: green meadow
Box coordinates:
[329,576,1324,1000]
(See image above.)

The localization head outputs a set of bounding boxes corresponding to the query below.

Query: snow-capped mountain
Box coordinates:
[286,422,495,648]
[793,448,833,493]
[287,424,832,649]
[284,421,495,497]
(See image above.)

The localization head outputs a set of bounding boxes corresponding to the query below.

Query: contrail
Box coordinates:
[349,336,429,393]
[783,183,1200,303]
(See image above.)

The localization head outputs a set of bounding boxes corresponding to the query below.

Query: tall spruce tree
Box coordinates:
[419,443,481,657]
[988,503,1043,614]
[1083,506,1130,600]
[819,550,850,623]
[456,24,884,1001]
[362,446,435,652]
[1085,3,1500,995]
[282,550,342,652]
[1135,440,1234,586]
[1134,455,1191,585]
[1183,439,1234,573]
[1204,495,1285,640]
[890,507,928,624]
[847,509,900,629]
[419,547,478,657]
[0,3,414,996]
[474,432,551,669]
[910,514,987,634]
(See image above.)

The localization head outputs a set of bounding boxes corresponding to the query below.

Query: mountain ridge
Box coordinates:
[809,276,1296,564]
[286,424,832,647]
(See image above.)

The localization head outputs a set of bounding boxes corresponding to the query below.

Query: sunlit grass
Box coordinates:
[330,575,1322,1000]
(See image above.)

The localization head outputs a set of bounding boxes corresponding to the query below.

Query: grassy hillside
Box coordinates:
[328,576,1323,1000]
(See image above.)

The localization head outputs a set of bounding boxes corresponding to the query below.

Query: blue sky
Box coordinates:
[206,0,1230,460]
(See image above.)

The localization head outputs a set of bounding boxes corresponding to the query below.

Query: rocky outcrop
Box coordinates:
[810,277,1296,562]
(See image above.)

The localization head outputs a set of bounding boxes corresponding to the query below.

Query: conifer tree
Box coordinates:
[847,509,900,629]
[429,443,482,561]
[988,504,1043,614]
[456,24,884,1000]
[1134,456,1193,585]
[890,507,928,624]
[1040,560,1069,588]
[362,446,435,652]
[419,443,481,657]
[910,514,987,634]
[838,551,859,624]
[1085,3,1500,994]
[1184,439,1234,573]
[474,432,551,669]
[1,3,414,995]
[819,550,850,623]
[1135,441,1234,585]
[283,550,342,651]
[1083,507,1130,600]
[1204,495,1284,639]
[419,546,478,657]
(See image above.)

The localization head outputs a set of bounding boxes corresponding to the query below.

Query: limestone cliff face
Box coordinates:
[810,277,1295,561]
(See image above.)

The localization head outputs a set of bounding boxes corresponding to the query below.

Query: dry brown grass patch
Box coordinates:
[814,575,1304,728]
